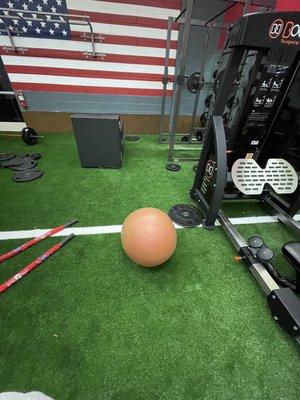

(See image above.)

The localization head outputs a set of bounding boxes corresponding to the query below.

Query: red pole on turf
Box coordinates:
[0,219,77,263]
[0,234,74,294]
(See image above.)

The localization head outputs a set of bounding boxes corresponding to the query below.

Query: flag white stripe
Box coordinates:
[8,73,172,89]
[67,0,180,19]
[2,55,175,75]
[70,21,178,40]
[0,36,176,58]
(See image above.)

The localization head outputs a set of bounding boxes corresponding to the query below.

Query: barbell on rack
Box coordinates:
[186,72,204,94]
[0,127,44,145]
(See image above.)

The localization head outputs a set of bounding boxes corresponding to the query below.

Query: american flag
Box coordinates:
[0,0,180,96]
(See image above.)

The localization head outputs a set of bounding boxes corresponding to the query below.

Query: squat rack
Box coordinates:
[158,0,230,162]
[159,0,275,163]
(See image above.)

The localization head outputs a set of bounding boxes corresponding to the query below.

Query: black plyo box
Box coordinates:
[71,114,123,169]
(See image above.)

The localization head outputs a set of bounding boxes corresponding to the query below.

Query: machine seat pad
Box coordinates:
[282,242,300,272]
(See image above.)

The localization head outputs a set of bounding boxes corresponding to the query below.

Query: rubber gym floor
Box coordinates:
[0,133,299,400]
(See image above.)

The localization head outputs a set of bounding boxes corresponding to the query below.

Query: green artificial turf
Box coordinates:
[0,134,299,400]
[0,134,265,231]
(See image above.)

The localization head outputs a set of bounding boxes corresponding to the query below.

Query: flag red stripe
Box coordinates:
[70,32,178,49]
[0,48,175,66]
[6,65,168,82]
[12,82,172,96]
[90,0,182,10]
[68,9,179,30]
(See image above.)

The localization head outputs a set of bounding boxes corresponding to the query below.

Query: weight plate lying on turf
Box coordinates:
[0,157,24,168]
[19,153,42,160]
[168,204,203,227]
[30,153,42,160]
[10,159,37,171]
[0,153,16,162]
[12,169,43,183]
[166,163,181,172]
[125,135,139,141]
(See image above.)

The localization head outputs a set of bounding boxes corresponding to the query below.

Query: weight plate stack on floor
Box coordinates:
[169,204,203,227]
[0,153,44,182]
[12,169,44,183]
[10,159,37,171]
[166,163,181,172]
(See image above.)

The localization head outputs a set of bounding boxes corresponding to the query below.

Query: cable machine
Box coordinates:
[188,11,300,342]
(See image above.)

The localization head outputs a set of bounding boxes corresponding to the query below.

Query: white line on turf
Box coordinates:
[0,214,300,241]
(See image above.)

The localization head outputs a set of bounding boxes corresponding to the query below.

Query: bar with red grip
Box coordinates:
[0,234,74,294]
[0,219,77,263]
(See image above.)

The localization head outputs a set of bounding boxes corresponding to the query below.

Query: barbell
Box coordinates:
[186,72,204,94]
[0,127,44,145]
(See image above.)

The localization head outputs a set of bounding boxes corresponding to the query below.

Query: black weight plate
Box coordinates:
[30,153,42,160]
[196,131,202,142]
[169,204,203,227]
[0,157,24,168]
[166,163,181,172]
[199,112,208,126]
[125,135,139,141]
[10,159,37,171]
[187,72,202,94]
[12,169,43,183]
[19,153,42,160]
[205,94,212,108]
[0,153,16,162]
[22,127,38,145]
[181,135,189,142]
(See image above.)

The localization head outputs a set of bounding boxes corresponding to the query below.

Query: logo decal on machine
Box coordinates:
[269,19,284,39]
[269,19,300,45]
[205,160,215,179]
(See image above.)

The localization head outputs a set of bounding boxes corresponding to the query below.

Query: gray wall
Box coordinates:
[23,0,227,116]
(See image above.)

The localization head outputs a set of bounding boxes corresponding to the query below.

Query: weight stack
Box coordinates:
[71,114,124,169]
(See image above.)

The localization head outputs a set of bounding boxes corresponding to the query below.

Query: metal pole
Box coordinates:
[87,21,96,57]
[158,16,174,143]
[167,0,193,161]
[189,23,212,140]
[243,0,252,14]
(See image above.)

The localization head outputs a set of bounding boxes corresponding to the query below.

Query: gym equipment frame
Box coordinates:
[158,0,275,162]
[189,11,300,343]
[158,0,229,162]
[0,56,44,144]
[0,7,105,58]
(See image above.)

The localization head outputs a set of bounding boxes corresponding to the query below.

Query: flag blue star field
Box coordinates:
[0,0,71,39]
[0,0,180,96]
